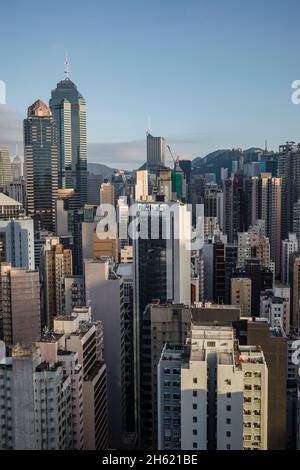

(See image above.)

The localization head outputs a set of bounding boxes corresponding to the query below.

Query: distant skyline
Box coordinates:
[1,0,300,169]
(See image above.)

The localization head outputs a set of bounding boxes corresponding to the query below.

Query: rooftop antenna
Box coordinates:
[64,51,70,79]
[147,115,152,134]
[265,139,268,152]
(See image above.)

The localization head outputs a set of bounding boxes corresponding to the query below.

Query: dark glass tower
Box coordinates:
[24,100,58,232]
[50,72,87,205]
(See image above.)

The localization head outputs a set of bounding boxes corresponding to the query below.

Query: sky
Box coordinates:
[1,0,300,169]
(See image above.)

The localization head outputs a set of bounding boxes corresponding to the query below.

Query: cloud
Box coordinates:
[0,106,23,154]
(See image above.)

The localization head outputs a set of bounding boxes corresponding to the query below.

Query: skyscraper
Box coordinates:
[0,145,12,190]
[146,133,165,173]
[11,155,22,181]
[50,68,87,205]
[24,100,58,232]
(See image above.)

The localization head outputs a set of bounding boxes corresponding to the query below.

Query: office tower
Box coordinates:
[84,259,125,448]
[0,217,35,270]
[247,318,287,449]
[156,168,173,201]
[0,263,41,345]
[260,289,290,335]
[146,133,165,173]
[100,181,115,206]
[54,310,108,450]
[4,178,26,207]
[37,331,84,450]
[140,303,190,449]
[231,278,252,316]
[204,185,222,218]
[0,192,22,219]
[281,234,298,284]
[133,201,191,320]
[278,142,300,240]
[223,175,244,243]
[41,237,72,326]
[135,170,148,201]
[0,344,72,450]
[117,196,129,254]
[87,173,103,206]
[11,154,22,180]
[0,145,12,190]
[202,241,214,301]
[224,244,238,305]
[64,275,85,315]
[49,72,87,204]
[289,253,300,333]
[24,99,58,232]
[55,188,81,273]
[213,241,226,304]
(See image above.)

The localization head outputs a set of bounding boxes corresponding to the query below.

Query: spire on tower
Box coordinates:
[64,52,70,79]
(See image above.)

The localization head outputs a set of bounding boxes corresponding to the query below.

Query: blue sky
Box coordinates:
[1,0,300,168]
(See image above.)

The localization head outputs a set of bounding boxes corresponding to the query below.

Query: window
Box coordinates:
[193,378,198,384]
[226,418,231,424]
[193,391,198,397]
[193,404,197,410]
[193,443,198,449]
[226,431,231,437]
[193,430,198,436]
[193,417,197,423]
[226,393,231,398]
[226,406,231,411]
[226,444,231,450]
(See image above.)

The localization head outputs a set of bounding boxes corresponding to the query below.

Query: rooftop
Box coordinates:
[0,193,22,207]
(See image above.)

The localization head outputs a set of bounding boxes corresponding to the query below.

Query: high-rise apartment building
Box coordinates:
[278,142,300,240]
[37,331,84,450]
[0,344,72,450]
[41,237,72,326]
[289,253,300,333]
[158,325,268,450]
[0,217,35,270]
[281,233,298,285]
[146,133,165,173]
[1,263,41,345]
[50,73,87,204]
[24,100,58,232]
[139,303,191,448]
[84,258,125,448]
[231,277,252,316]
[53,309,108,450]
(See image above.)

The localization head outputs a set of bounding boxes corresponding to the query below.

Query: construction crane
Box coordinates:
[167,145,180,169]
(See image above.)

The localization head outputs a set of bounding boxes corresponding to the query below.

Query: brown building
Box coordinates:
[1,262,41,345]
[247,318,287,450]
[42,236,72,326]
